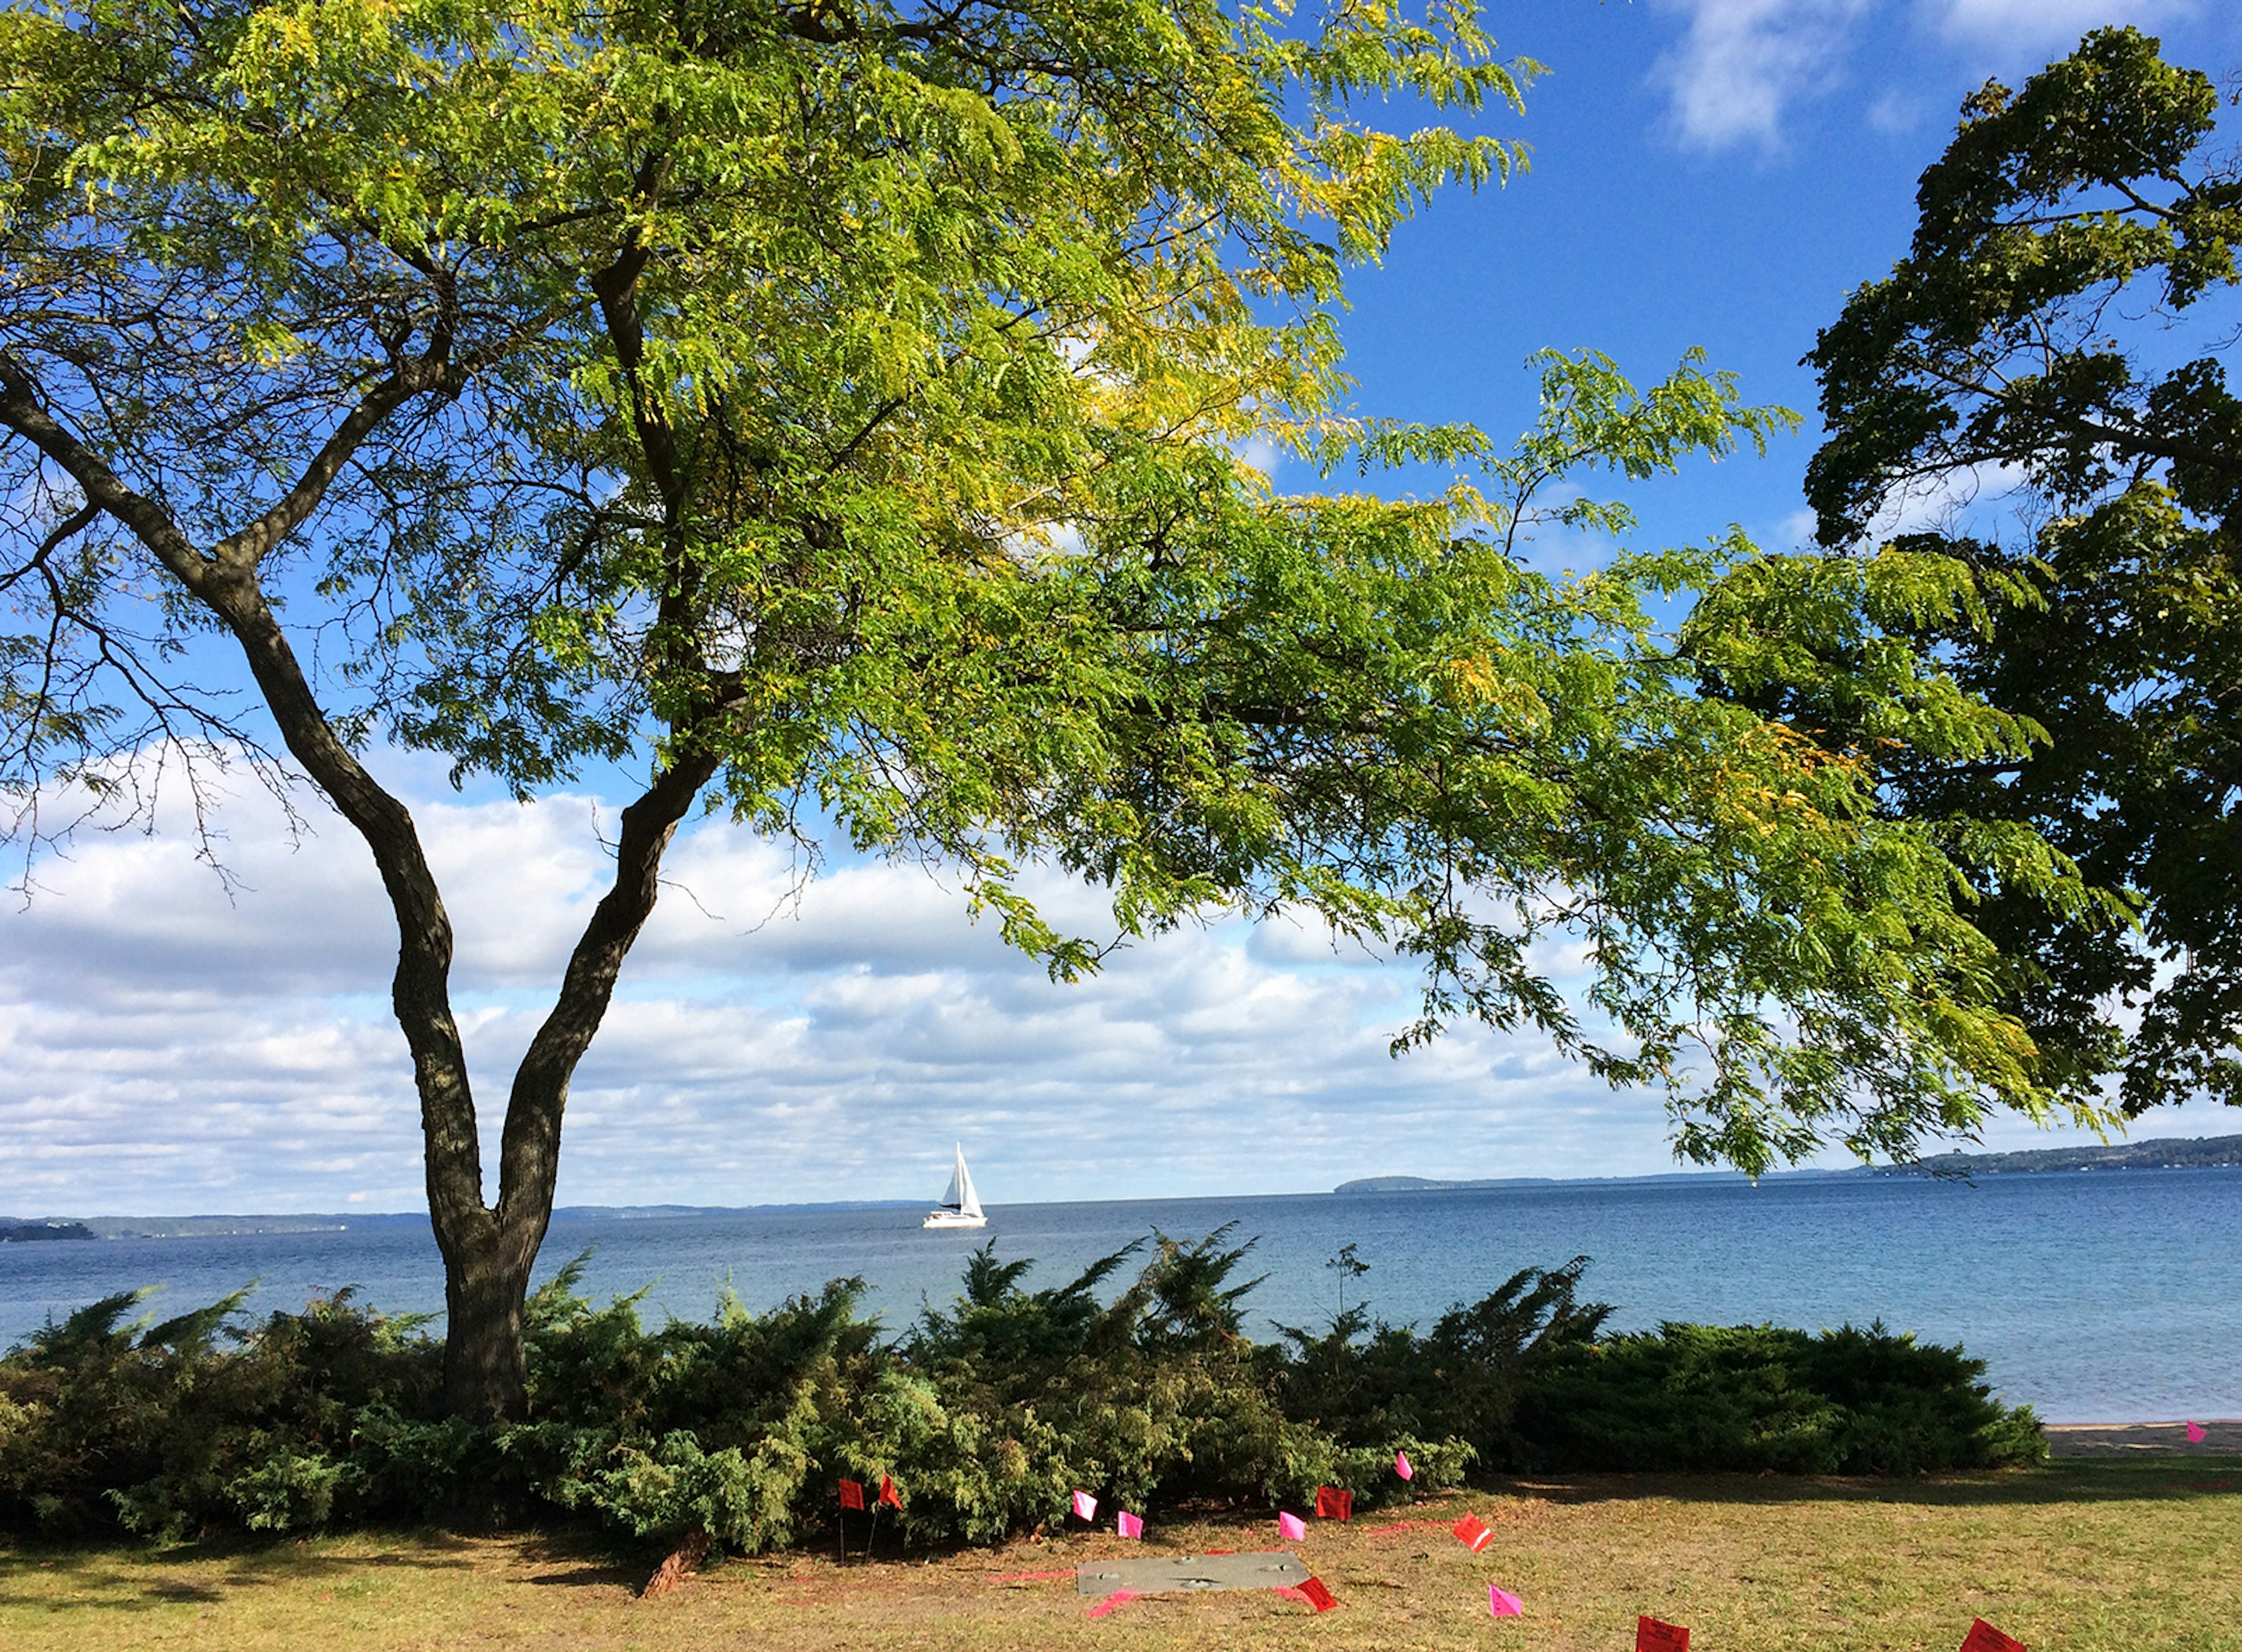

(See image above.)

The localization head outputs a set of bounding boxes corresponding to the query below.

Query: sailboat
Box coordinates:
[923,1144,987,1229]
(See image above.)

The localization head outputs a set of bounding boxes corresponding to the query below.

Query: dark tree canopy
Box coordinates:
[1798,26,2242,1112]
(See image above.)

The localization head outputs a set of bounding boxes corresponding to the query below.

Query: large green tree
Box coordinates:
[3,0,2090,1416]
[1797,26,2242,1116]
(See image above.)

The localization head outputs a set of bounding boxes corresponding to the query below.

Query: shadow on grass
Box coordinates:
[1491,1456,2242,1510]
[0,1527,484,1613]
[511,1529,652,1591]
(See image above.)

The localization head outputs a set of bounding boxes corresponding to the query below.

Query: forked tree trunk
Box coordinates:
[1,200,725,1426]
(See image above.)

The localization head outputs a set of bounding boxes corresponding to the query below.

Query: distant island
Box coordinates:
[1336,1132,2242,1194]
[0,1221,95,1242]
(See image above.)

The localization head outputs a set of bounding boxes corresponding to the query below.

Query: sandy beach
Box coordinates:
[2046,1419,2242,1456]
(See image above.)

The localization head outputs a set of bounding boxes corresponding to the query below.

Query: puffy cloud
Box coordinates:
[1653,2,2195,156]
[0,768,1673,1217]
[0,757,2205,1218]
[1651,0,1874,154]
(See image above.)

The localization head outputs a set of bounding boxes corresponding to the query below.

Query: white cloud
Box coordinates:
[1928,0,2189,47]
[0,771,1677,1217]
[1865,458,2034,539]
[1654,2,2195,155]
[1651,0,1874,154]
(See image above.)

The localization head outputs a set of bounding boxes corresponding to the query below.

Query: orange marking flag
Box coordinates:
[1959,1620,2028,1652]
[1637,1615,1690,1651]
[1297,1576,1340,1612]
[878,1475,901,1508]
[838,1478,865,1511]
[1315,1486,1353,1521]
[1452,1514,1495,1553]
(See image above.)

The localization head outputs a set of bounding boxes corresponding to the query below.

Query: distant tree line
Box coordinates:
[1878,1135,2242,1178]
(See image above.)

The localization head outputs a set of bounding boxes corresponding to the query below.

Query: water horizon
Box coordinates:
[6,1166,2237,1426]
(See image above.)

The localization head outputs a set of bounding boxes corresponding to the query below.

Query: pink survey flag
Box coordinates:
[1489,1584,1524,1618]
[2187,1421,2209,1444]
[1072,1490,1098,1521]
[1116,1510,1143,1539]
[1395,1449,1414,1481]
[1277,1511,1308,1541]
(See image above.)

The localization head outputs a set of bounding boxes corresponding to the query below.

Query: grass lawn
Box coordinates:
[3,1460,2235,1650]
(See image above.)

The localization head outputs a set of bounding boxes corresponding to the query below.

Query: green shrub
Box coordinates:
[1273,1254,1612,1472]
[1517,1321,2048,1474]
[0,1287,444,1540]
[0,1237,2045,1552]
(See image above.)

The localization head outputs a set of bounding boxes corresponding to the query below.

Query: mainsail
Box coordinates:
[942,1144,984,1218]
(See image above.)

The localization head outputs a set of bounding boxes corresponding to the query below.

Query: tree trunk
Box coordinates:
[432,1203,545,1420]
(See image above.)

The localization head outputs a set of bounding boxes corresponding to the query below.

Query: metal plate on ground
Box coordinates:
[1075,1551,1308,1595]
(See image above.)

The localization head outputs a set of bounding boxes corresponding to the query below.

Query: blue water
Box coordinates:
[3,1168,2236,1423]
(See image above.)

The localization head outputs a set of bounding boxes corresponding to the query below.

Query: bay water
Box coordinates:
[4,1166,2235,1423]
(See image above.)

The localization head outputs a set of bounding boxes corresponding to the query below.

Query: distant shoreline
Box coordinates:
[0,1200,925,1240]
[1334,1133,2242,1195]
[12,1135,2241,1237]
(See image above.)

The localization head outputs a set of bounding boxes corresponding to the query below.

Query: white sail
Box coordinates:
[954,1147,983,1219]
[925,1142,988,1228]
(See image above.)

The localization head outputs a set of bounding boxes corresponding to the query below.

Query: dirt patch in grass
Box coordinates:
[4,1461,2237,1650]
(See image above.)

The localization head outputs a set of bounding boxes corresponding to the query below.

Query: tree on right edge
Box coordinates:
[1792,25,2242,1116]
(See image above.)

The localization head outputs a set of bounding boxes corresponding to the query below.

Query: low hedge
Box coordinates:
[0,1230,2042,1549]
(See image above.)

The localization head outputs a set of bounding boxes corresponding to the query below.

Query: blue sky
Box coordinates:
[5,1,2241,1217]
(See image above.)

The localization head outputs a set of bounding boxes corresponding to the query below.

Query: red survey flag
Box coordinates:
[1452,1513,1495,1553]
[1959,1620,2028,1652]
[838,1477,865,1511]
[1315,1486,1353,1521]
[878,1475,901,1508]
[1296,1576,1340,1612]
[1637,1615,1691,1651]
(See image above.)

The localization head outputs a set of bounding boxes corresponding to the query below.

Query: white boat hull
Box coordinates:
[922,1210,988,1229]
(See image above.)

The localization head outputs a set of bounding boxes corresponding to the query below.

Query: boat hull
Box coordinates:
[922,1210,988,1229]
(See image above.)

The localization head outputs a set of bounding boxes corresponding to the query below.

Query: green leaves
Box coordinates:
[1799,25,2242,1123]
[0,0,2114,1195]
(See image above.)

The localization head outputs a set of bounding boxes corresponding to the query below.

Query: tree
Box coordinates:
[3,0,2088,1417]
[1798,25,2242,1115]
